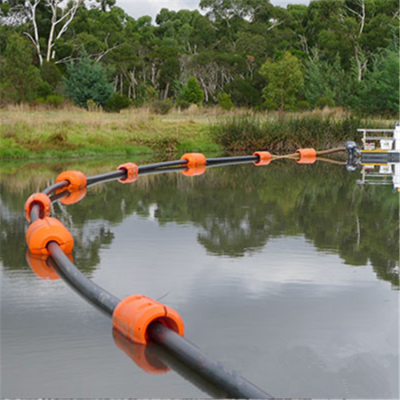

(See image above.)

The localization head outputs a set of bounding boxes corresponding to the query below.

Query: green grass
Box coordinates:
[0,109,222,159]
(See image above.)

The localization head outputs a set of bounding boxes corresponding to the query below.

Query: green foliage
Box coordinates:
[40,62,63,91]
[182,77,204,105]
[296,100,310,111]
[260,98,278,111]
[34,94,64,109]
[260,52,304,111]
[0,0,397,114]
[44,94,64,108]
[303,55,353,108]
[1,33,44,103]
[357,48,399,114]
[316,97,335,109]
[64,50,113,108]
[150,99,174,115]
[133,84,158,106]
[36,81,53,99]
[225,79,261,107]
[176,99,191,110]
[106,92,131,113]
[217,92,233,110]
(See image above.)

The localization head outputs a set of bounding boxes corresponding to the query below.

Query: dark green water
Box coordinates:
[0,158,399,398]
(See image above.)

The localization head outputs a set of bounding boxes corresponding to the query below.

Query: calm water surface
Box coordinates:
[1,158,399,398]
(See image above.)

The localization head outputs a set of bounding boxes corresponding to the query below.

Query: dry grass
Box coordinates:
[0,107,222,159]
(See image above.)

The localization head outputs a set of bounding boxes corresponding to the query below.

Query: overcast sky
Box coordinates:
[117,0,311,21]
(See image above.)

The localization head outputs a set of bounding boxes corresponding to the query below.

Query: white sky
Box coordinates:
[116,0,311,21]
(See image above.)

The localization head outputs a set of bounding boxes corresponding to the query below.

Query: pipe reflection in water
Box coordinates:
[113,329,227,398]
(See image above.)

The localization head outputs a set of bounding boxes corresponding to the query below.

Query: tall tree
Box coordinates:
[1,33,43,102]
[260,51,304,111]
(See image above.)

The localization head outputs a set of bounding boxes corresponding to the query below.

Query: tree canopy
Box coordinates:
[0,0,398,114]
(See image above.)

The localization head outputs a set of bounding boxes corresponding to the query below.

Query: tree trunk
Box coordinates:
[164,82,170,100]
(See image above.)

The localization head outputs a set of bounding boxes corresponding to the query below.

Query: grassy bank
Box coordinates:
[0,107,393,159]
[0,108,222,159]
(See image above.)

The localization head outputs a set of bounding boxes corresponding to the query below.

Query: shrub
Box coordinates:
[40,61,63,91]
[225,78,261,107]
[176,99,191,110]
[150,99,174,115]
[106,93,131,113]
[261,98,278,110]
[217,92,234,110]
[135,84,158,106]
[296,100,311,111]
[87,99,102,112]
[64,49,113,108]
[316,97,335,109]
[182,77,204,105]
[36,81,53,98]
[43,94,63,108]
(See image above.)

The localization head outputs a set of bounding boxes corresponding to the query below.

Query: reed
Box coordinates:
[210,113,393,152]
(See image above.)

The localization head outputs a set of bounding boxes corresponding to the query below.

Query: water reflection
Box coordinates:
[1,158,399,398]
[1,159,398,287]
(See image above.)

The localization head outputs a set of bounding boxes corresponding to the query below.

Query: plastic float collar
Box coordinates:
[58,188,87,205]
[26,217,74,255]
[24,193,52,222]
[112,294,185,345]
[113,329,170,374]
[181,153,207,176]
[56,170,87,191]
[118,162,139,184]
[253,151,272,166]
[25,250,74,280]
[296,148,317,164]
[25,250,60,280]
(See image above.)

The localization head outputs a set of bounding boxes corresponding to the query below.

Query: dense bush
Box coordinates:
[356,48,399,114]
[316,97,335,109]
[150,99,174,114]
[217,92,234,110]
[182,77,204,105]
[225,79,261,107]
[176,99,191,110]
[33,94,64,108]
[106,93,131,112]
[64,50,113,108]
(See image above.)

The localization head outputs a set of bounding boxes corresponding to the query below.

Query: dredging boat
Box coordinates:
[347,123,400,191]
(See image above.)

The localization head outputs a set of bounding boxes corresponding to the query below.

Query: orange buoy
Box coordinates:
[296,148,317,164]
[112,295,184,345]
[118,162,139,184]
[56,170,87,191]
[253,151,272,166]
[24,193,52,222]
[26,217,74,255]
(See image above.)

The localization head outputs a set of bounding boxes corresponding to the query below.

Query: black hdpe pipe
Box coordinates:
[31,155,275,398]
[47,242,271,398]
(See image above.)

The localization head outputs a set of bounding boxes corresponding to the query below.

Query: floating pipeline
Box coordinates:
[24,147,346,399]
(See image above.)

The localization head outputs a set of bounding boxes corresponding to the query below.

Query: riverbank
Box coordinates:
[0,108,222,159]
[0,108,393,159]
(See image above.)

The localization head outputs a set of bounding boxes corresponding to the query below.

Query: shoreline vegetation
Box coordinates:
[0,106,393,160]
